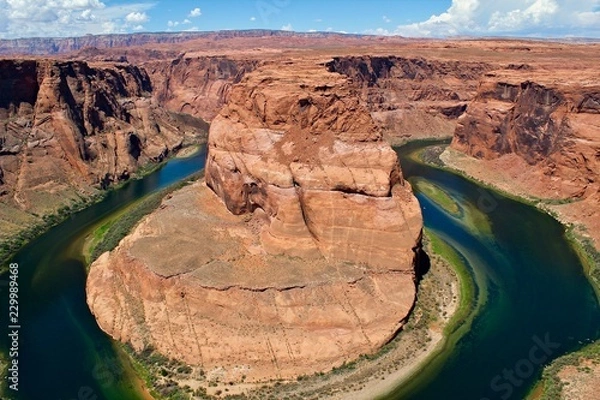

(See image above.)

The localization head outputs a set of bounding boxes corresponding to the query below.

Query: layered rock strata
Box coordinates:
[449,73,600,245]
[326,56,493,142]
[0,59,206,220]
[145,55,258,121]
[87,59,423,383]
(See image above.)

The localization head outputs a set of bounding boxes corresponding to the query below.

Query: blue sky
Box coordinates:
[0,1,599,39]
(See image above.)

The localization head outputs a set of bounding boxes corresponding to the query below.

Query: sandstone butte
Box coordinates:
[86,59,424,383]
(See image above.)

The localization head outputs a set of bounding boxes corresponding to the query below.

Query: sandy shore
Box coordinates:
[326,331,444,400]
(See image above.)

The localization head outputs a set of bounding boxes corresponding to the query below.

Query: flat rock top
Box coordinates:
[127,181,369,290]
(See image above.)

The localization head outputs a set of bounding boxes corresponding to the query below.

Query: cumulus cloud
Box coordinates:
[188,7,201,18]
[281,23,293,31]
[0,0,155,38]
[383,15,391,23]
[368,0,600,38]
[250,16,256,21]
[125,11,148,24]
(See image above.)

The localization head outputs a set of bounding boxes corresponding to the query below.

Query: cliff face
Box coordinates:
[87,59,423,383]
[0,31,374,56]
[0,59,205,219]
[448,74,600,246]
[453,78,600,198]
[327,56,493,142]
[145,55,258,121]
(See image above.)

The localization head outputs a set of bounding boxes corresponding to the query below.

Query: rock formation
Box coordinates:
[0,59,206,225]
[145,55,258,121]
[87,59,423,383]
[326,56,492,142]
[449,72,600,245]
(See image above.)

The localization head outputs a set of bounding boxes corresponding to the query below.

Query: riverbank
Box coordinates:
[438,146,600,295]
[440,147,600,255]
[432,145,600,400]
[0,144,204,272]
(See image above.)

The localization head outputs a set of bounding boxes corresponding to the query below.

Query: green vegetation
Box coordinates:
[531,340,600,400]
[0,193,103,272]
[461,201,494,237]
[123,344,198,400]
[426,231,477,337]
[566,229,600,297]
[413,178,460,216]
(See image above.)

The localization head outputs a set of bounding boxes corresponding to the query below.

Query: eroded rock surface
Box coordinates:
[450,72,600,245]
[327,56,493,142]
[146,55,258,121]
[87,59,423,383]
[0,59,206,229]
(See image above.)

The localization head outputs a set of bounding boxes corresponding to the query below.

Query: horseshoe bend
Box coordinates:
[86,59,424,383]
[0,30,599,400]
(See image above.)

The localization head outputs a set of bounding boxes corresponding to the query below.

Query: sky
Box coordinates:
[0,0,599,40]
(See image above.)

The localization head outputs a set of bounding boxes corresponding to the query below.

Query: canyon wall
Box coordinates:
[0,31,374,56]
[326,56,493,142]
[0,59,206,234]
[144,55,259,121]
[87,59,423,383]
[448,73,600,245]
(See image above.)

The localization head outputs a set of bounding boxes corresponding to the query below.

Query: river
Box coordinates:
[384,141,600,400]
[1,142,598,400]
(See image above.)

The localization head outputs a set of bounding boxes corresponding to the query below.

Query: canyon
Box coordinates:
[1,32,599,398]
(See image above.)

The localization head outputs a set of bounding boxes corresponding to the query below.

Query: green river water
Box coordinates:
[1,142,598,400]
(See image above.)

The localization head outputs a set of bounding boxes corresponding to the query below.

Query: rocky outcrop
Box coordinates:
[0,59,206,217]
[326,56,493,142]
[145,55,258,121]
[87,59,423,383]
[447,74,600,247]
[452,78,600,199]
[205,59,422,269]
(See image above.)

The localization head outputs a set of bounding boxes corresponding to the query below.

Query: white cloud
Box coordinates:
[79,9,95,21]
[250,16,256,21]
[0,0,155,38]
[182,18,191,24]
[366,0,600,38]
[383,15,391,23]
[125,11,148,24]
[188,7,201,18]
[314,18,322,22]
[132,24,144,31]
[576,11,600,26]
[281,23,292,31]
[488,0,559,31]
